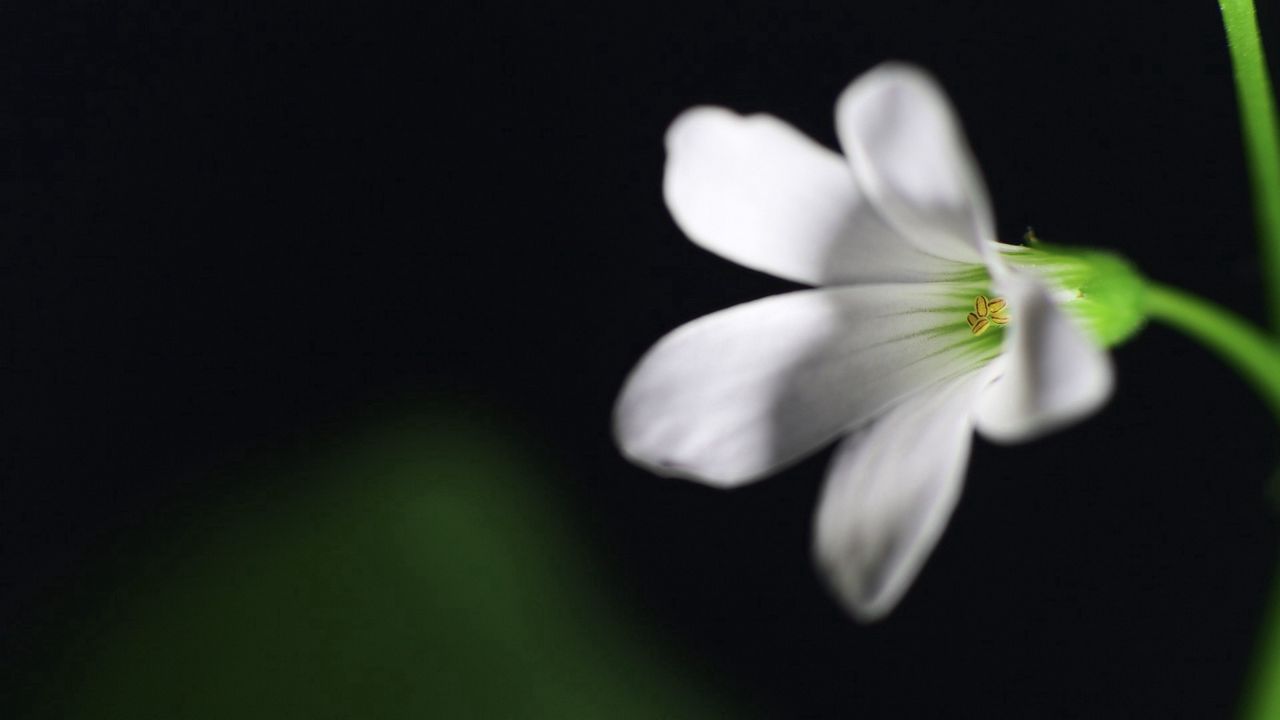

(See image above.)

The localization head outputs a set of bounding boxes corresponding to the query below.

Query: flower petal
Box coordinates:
[973,275,1114,443]
[835,63,997,267]
[664,106,964,286]
[813,371,986,621]
[614,284,995,487]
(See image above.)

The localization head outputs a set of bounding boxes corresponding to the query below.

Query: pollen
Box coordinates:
[966,295,1009,336]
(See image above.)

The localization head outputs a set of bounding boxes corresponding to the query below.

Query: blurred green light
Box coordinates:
[8,409,741,720]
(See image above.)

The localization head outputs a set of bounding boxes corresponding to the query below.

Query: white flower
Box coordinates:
[613,63,1115,621]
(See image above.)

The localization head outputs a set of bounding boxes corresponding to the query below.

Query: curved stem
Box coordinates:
[1214,4,1280,718]
[1242,552,1280,720]
[1220,0,1280,328]
[1146,280,1280,717]
[1145,281,1280,718]
[1141,281,1280,424]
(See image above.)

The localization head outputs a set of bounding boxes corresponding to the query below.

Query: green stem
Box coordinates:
[1216,4,1280,718]
[1220,0,1280,328]
[1242,553,1280,720]
[1145,281,1280,719]
[1142,281,1280,423]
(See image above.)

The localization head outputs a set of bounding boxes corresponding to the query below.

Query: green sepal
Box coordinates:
[1004,238,1147,347]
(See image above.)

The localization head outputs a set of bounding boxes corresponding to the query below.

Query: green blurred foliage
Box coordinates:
[6,409,739,719]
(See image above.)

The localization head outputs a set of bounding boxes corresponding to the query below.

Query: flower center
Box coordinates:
[966,294,1008,336]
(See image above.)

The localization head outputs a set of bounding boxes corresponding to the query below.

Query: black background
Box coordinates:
[2,1,1279,717]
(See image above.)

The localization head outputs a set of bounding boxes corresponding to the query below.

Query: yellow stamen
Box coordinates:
[968,294,1009,335]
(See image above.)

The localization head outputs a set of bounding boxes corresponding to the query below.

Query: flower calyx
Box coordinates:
[1003,233,1147,347]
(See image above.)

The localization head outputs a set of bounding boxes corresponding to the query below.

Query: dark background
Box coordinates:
[2,1,1279,717]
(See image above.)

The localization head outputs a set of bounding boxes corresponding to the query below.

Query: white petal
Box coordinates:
[664,106,965,286]
[835,63,997,267]
[974,275,1114,443]
[614,284,994,487]
[813,371,986,622]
